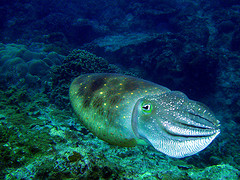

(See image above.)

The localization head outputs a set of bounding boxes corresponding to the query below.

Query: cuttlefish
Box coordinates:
[69,73,220,158]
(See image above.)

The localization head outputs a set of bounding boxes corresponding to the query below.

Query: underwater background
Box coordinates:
[0,0,240,179]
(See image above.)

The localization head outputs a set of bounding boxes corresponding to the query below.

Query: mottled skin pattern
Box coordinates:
[69,73,170,146]
[70,73,220,158]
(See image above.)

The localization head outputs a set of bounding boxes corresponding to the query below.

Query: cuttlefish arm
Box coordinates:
[132,91,220,158]
[69,73,220,158]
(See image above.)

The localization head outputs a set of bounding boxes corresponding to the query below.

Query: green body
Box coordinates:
[69,73,220,158]
[69,73,169,146]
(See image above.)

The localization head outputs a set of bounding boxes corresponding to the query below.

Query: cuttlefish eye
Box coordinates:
[141,103,152,114]
[134,92,221,158]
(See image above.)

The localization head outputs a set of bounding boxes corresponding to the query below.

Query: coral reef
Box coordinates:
[0,43,65,89]
[93,33,159,52]
[47,49,122,108]
[0,49,239,179]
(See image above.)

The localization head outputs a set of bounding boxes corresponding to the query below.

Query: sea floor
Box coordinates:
[0,86,239,180]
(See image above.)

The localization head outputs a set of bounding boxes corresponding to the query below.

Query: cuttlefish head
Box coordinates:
[132,91,220,158]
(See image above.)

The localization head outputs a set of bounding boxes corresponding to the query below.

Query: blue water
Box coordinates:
[0,0,239,179]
